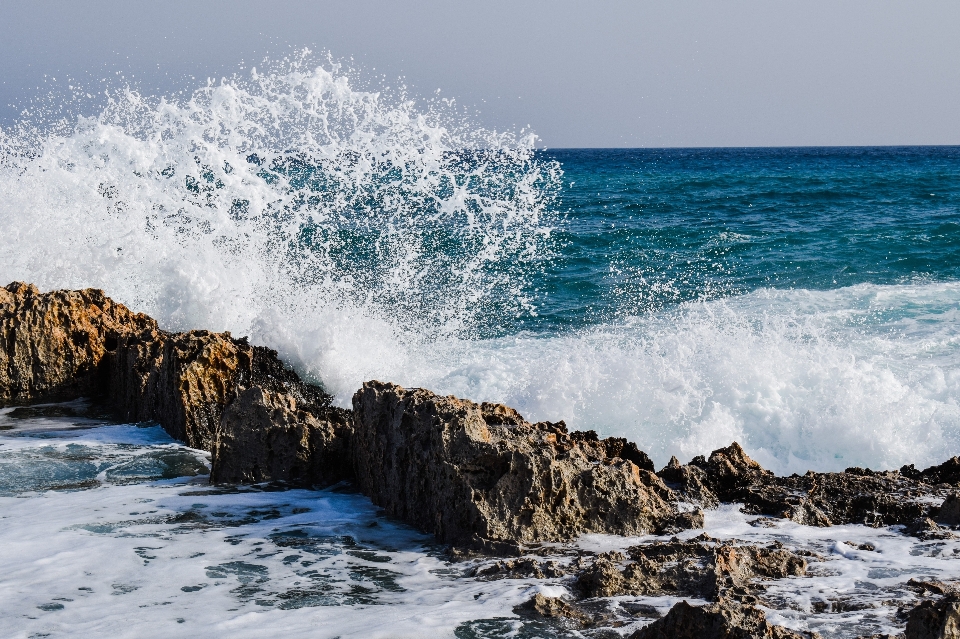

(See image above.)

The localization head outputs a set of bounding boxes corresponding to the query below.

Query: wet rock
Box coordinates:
[514,593,592,627]
[211,387,352,485]
[668,443,947,528]
[907,579,960,596]
[575,537,807,600]
[0,283,339,485]
[0,282,156,405]
[472,557,568,580]
[905,518,954,541]
[658,456,719,508]
[627,599,811,639]
[902,458,960,487]
[905,593,960,639]
[936,494,960,527]
[351,381,686,548]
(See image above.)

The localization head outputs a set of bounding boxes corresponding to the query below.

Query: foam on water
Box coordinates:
[2,415,955,638]
[2,54,960,476]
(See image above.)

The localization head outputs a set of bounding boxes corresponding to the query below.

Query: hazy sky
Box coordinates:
[1,0,958,147]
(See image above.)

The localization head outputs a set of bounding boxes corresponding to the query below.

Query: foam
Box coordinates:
[3,54,960,476]
[2,420,956,638]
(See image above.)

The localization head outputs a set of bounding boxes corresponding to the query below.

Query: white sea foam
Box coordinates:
[2,54,960,475]
[2,418,955,639]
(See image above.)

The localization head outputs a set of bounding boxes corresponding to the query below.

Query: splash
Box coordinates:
[0,52,561,387]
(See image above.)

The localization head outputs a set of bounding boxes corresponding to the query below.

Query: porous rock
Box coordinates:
[575,537,807,600]
[0,283,346,486]
[905,593,960,639]
[514,593,592,627]
[0,282,156,404]
[212,386,352,485]
[663,443,949,528]
[351,380,688,548]
[628,599,809,639]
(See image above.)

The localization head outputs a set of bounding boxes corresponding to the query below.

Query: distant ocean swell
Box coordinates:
[2,55,960,475]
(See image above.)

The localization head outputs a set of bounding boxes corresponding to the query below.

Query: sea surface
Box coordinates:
[2,58,960,637]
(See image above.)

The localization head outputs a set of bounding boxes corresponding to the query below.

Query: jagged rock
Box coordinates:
[902,458,960,487]
[665,443,948,528]
[351,381,687,548]
[0,283,342,485]
[628,599,810,639]
[575,537,807,600]
[937,494,960,527]
[514,593,592,626]
[905,593,960,639]
[211,387,352,485]
[472,557,568,580]
[0,282,156,404]
[658,456,720,508]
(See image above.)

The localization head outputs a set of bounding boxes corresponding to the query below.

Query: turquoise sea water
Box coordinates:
[2,62,960,473]
[520,146,960,332]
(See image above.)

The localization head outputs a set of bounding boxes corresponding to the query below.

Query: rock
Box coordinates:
[628,599,810,639]
[575,537,807,600]
[211,387,352,485]
[0,283,343,485]
[669,443,947,528]
[905,594,960,639]
[0,282,156,405]
[351,381,686,548]
[905,518,954,540]
[514,593,592,626]
[902,458,960,487]
[937,494,960,527]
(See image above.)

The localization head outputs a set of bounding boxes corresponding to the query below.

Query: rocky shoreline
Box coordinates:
[4,281,960,638]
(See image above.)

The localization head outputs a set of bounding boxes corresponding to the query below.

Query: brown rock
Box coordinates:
[0,283,342,486]
[937,493,960,527]
[628,599,810,639]
[351,380,685,548]
[575,537,807,600]
[905,594,960,639]
[211,386,352,485]
[0,282,156,405]
[514,593,592,626]
[670,442,946,528]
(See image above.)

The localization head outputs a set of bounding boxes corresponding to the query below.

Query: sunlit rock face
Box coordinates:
[351,380,690,549]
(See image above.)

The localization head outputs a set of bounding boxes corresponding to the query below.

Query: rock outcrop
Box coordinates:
[351,380,690,548]
[0,282,156,404]
[660,442,954,529]
[212,387,352,485]
[628,599,810,639]
[0,282,347,487]
[575,536,808,601]
[905,594,960,639]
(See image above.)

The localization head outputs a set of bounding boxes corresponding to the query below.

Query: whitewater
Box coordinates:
[2,56,960,638]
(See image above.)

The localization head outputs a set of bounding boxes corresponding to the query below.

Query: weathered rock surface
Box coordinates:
[0,282,346,486]
[514,593,593,627]
[212,386,352,485]
[905,594,960,639]
[0,282,156,404]
[575,536,807,601]
[660,442,953,529]
[351,380,688,548]
[628,599,810,639]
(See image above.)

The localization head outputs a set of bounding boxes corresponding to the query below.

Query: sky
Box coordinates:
[1,0,958,148]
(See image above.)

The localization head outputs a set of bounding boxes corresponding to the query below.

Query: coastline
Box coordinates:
[5,280,960,637]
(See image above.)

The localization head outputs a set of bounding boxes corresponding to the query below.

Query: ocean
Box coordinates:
[2,60,960,637]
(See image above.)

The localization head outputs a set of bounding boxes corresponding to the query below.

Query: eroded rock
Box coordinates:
[575,537,807,601]
[0,282,156,404]
[662,443,951,528]
[628,599,810,639]
[351,380,687,548]
[905,593,960,639]
[212,387,352,485]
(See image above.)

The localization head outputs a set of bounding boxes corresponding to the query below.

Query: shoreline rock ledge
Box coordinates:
[8,282,960,638]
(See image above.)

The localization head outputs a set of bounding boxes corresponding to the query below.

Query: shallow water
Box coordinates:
[1,410,955,639]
